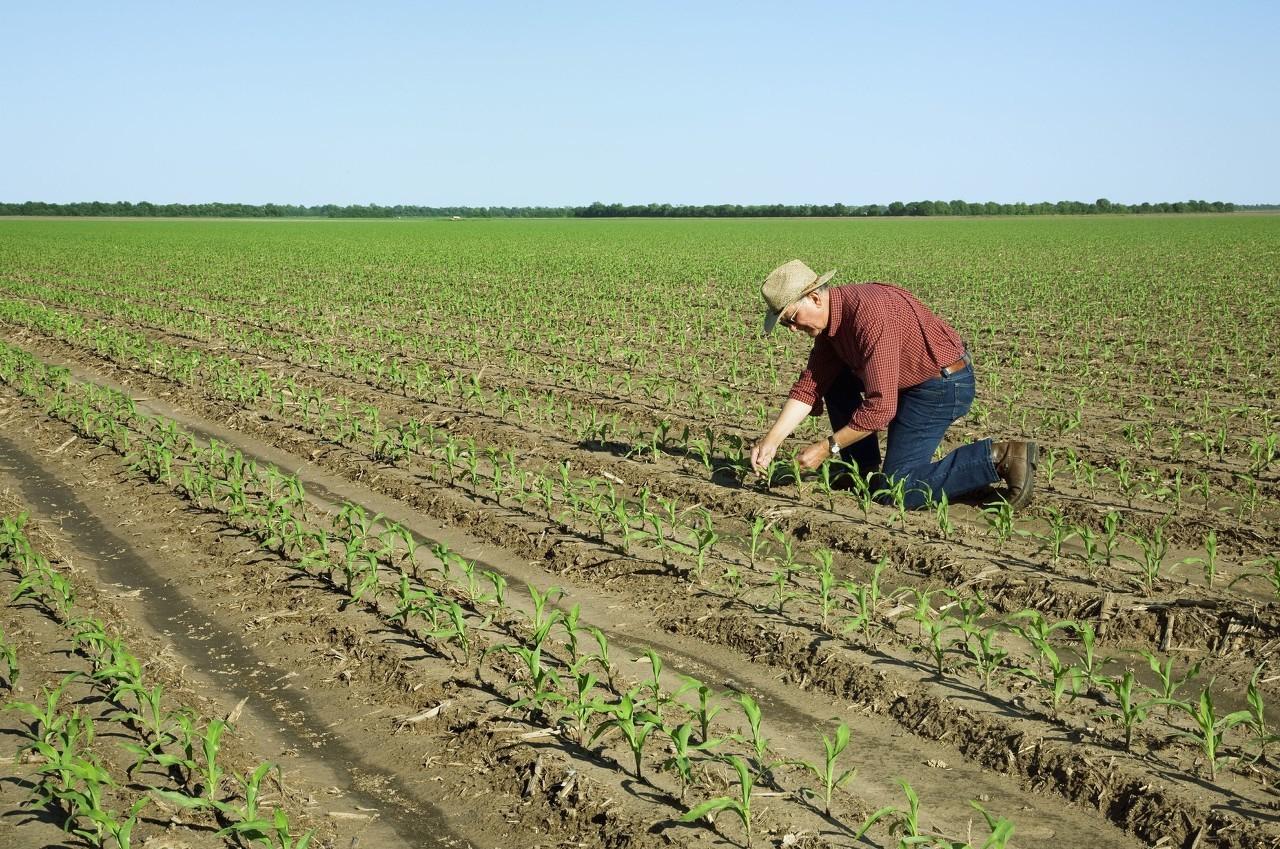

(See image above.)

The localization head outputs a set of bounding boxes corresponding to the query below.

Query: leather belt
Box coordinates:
[940,351,971,377]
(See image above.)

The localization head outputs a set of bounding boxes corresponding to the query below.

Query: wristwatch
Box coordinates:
[828,434,842,456]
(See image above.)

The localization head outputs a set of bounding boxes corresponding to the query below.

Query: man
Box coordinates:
[749,259,1036,510]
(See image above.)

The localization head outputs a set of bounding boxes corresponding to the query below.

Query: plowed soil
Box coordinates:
[1,216,1278,849]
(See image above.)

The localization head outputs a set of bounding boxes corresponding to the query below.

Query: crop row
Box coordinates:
[0,337,1042,848]
[3,281,1277,512]
[1,512,315,849]
[2,334,1277,849]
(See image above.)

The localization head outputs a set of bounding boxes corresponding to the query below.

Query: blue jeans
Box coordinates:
[825,365,999,508]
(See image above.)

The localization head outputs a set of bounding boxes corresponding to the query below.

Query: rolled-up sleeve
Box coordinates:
[848,312,902,431]
[788,336,843,418]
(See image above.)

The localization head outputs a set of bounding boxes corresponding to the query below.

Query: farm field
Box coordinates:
[0,214,1277,849]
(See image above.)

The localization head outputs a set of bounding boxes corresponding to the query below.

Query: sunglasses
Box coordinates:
[778,305,800,329]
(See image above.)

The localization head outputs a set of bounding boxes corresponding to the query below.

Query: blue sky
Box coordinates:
[2,2,1276,205]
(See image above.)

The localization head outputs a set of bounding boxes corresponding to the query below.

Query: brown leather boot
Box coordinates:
[991,441,1037,510]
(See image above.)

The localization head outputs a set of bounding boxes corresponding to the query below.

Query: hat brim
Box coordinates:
[762,269,836,335]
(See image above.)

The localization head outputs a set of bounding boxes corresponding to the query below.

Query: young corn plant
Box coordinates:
[1099,511,1122,570]
[688,512,720,584]
[0,626,17,691]
[1068,621,1114,696]
[1008,612,1082,710]
[219,807,316,849]
[74,796,150,849]
[1120,523,1170,596]
[1242,663,1279,765]
[854,778,925,847]
[1165,684,1252,781]
[660,721,723,803]
[486,644,564,723]
[1095,671,1160,752]
[524,584,565,651]
[736,693,786,787]
[1232,554,1280,601]
[906,589,952,678]
[590,687,662,780]
[954,622,1014,693]
[873,476,910,527]
[794,721,857,817]
[154,718,231,809]
[558,660,606,746]
[1186,530,1219,590]
[930,491,954,540]
[746,515,771,566]
[680,754,757,848]
[666,678,722,749]
[839,556,887,646]
[586,626,618,693]
[979,499,1016,545]
[812,549,840,632]
[1034,506,1076,563]
[1140,650,1202,718]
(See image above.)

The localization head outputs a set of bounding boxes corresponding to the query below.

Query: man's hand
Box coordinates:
[750,438,779,473]
[796,440,830,471]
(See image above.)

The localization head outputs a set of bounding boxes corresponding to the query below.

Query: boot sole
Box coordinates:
[1006,441,1038,510]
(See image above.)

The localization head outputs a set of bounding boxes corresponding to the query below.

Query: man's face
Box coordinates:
[778,291,827,337]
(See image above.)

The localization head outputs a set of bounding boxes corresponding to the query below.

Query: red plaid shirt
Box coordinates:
[788,283,965,432]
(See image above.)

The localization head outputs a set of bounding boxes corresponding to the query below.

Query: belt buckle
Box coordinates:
[942,351,969,377]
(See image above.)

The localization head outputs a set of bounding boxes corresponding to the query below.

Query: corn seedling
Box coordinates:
[559,661,606,746]
[794,721,857,817]
[1242,663,1279,764]
[1232,554,1280,601]
[767,569,799,614]
[688,511,719,583]
[906,589,952,677]
[153,717,231,808]
[0,626,17,690]
[680,754,757,848]
[1095,671,1160,752]
[1068,621,1113,695]
[1164,684,1252,781]
[524,584,565,650]
[74,795,150,849]
[736,692,785,785]
[586,626,618,692]
[1120,523,1169,596]
[590,687,662,780]
[812,549,839,631]
[676,676,726,746]
[219,807,315,849]
[487,644,564,721]
[855,778,925,847]
[6,672,79,746]
[1186,530,1219,589]
[1035,506,1076,563]
[1140,650,1202,718]
[839,556,887,646]
[963,801,1018,849]
[1099,511,1122,569]
[747,515,769,565]
[979,499,1015,544]
[873,475,910,527]
[661,721,723,803]
[954,622,1014,692]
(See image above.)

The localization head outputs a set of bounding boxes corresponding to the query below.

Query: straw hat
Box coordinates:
[761,260,837,334]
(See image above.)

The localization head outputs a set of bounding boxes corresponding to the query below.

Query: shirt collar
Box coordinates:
[825,284,846,338]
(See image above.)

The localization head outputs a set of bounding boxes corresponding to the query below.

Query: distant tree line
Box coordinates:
[0,198,1244,219]
[573,199,1238,217]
